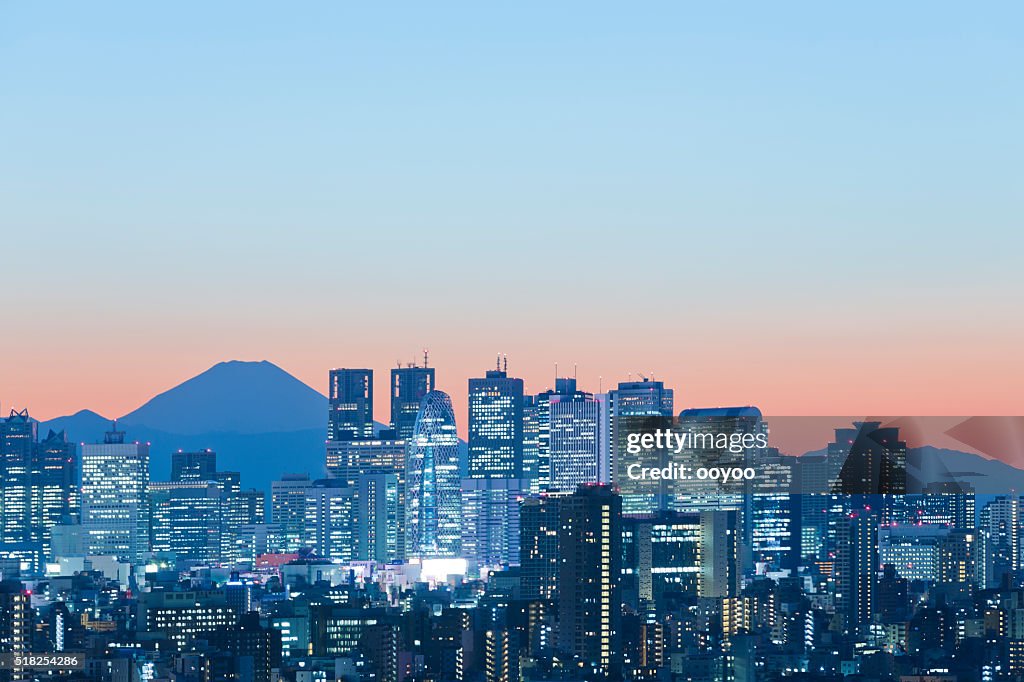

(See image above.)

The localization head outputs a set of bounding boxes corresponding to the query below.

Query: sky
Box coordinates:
[1,2,1022,428]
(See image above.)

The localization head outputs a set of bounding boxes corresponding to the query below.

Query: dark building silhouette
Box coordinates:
[830,422,907,495]
[199,612,282,682]
[328,368,374,441]
[390,361,435,440]
[557,484,622,677]
[171,449,217,482]
[0,580,30,682]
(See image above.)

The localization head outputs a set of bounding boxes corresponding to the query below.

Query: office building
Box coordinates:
[358,473,401,563]
[149,481,223,567]
[271,474,313,553]
[468,362,524,479]
[607,378,674,514]
[0,580,30,682]
[405,391,461,560]
[81,425,150,564]
[464,363,526,568]
[547,379,603,492]
[326,437,407,559]
[519,493,565,601]
[171,449,217,482]
[390,359,435,440]
[304,480,357,561]
[0,410,36,569]
[328,368,374,441]
[32,428,78,565]
[557,484,622,676]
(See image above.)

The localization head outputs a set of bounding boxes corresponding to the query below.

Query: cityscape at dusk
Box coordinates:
[2,2,1023,682]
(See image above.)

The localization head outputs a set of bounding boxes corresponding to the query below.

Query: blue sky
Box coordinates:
[1,2,1022,420]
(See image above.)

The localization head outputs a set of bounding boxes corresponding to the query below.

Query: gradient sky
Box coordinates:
[1,2,1022,429]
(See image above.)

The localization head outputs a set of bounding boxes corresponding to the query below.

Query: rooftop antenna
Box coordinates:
[574,363,577,381]
[554,363,558,384]
[423,348,429,368]
[503,354,508,373]
[599,375,603,393]
[496,354,501,371]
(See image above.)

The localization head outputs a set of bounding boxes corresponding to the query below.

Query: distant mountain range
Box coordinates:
[36,360,1024,498]
[40,360,331,493]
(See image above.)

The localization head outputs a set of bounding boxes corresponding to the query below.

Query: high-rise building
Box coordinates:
[390,360,435,440]
[522,395,548,494]
[980,496,1020,588]
[149,481,223,567]
[519,493,565,601]
[547,379,603,492]
[468,363,524,479]
[0,579,31,682]
[405,391,460,560]
[199,612,283,682]
[326,437,407,559]
[32,428,78,565]
[699,509,740,598]
[461,478,525,570]
[304,480,357,561]
[171,449,217,482]
[556,484,622,676]
[834,505,879,631]
[607,378,674,514]
[328,368,374,441]
[81,425,150,564]
[0,410,36,568]
[464,363,527,569]
[747,449,795,572]
[271,474,313,553]
[830,422,907,496]
[357,473,401,563]
[621,512,702,605]
[878,525,949,581]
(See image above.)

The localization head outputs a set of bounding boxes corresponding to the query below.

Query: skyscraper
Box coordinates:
[328,368,374,441]
[980,496,1020,588]
[171,449,217,482]
[606,378,674,515]
[390,359,435,440]
[357,473,401,563]
[304,480,357,561]
[468,363,524,479]
[464,363,527,569]
[148,481,223,567]
[0,580,30,682]
[522,394,548,494]
[519,493,565,601]
[557,484,622,676]
[547,379,603,492]
[405,391,460,560]
[835,505,879,631]
[0,410,36,565]
[81,425,150,564]
[699,509,740,598]
[326,436,407,559]
[271,474,313,553]
[31,428,78,566]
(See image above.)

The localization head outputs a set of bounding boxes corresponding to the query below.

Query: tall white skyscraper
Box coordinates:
[81,425,150,564]
[547,378,604,492]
